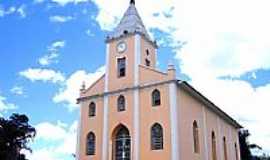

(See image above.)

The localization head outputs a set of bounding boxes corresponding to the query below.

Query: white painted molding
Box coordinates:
[217,117,223,160]
[102,96,109,160]
[202,106,209,160]
[105,43,110,92]
[155,48,157,68]
[134,34,141,86]
[76,104,82,160]
[133,89,140,160]
[102,43,110,160]
[229,126,233,160]
[133,34,141,160]
[169,82,180,160]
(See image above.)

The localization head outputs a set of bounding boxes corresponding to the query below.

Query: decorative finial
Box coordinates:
[168,60,175,70]
[80,81,86,92]
[130,0,135,5]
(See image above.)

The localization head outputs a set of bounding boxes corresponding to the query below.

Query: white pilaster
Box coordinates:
[76,105,82,160]
[155,48,158,68]
[102,43,110,160]
[134,34,141,86]
[202,106,209,160]
[105,43,110,92]
[133,34,141,160]
[229,126,233,160]
[133,89,140,160]
[217,117,223,160]
[169,82,180,160]
[102,96,109,160]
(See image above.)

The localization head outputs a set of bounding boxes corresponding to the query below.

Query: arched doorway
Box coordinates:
[112,124,131,160]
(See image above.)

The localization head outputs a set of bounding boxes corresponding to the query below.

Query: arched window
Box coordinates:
[223,137,228,160]
[146,49,150,56]
[86,132,95,155]
[145,59,151,67]
[117,95,125,112]
[89,102,96,117]
[235,143,239,160]
[113,124,131,160]
[151,123,163,150]
[152,89,161,106]
[193,121,200,153]
[211,131,217,160]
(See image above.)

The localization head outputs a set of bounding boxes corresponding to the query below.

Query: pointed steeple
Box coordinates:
[106,0,156,46]
[130,0,135,5]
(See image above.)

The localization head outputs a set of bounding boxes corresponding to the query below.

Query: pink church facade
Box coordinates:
[76,1,242,160]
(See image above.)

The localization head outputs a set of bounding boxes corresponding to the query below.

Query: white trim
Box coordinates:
[133,34,141,160]
[155,48,157,68]
[202,106,209,160]
[169,82,180,160]
[229,126,233,160]
[133,89,140,160]
[105,43,110,92]
[217,117,223,160]
[102,43,110,160]
[76,104,82,160]
[134,34,141,86]
[102,96,109,160]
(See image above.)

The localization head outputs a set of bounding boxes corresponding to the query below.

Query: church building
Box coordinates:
[76,1,242,160]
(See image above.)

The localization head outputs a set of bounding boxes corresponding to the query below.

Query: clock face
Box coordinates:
[117,41,127,53]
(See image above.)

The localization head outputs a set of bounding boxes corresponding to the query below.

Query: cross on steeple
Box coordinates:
[130,0,135,5]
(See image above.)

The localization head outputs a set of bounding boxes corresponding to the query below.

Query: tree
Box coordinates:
[239,129,263,160]
[0,114,36,160]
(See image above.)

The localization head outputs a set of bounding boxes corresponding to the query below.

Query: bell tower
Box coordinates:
[104,0,158,92]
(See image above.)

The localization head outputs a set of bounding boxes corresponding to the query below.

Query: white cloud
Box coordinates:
[38,40,65,66]
[0,95,17,115]
[0,5,26,18]
[20,68,65,83]
[17,5,26,18]
[53,66,105,111]
[34,0,46,4]
[91,0,270,77]
[19,66,104,111]
[0,6,4,17]
[26,121,77,160]
[189,77,270,153]
[5,6,16,15]
[25,148,61,160]
[10,86,24,96]
[36,122,68,141]
[85,29,94,37]
[34,0,89,6]
[54,121,78,155]
[50,41,65,48]
[39,53,58,66]
[90,0,270,153]
[52,0,89,6]
[49,15,73,23]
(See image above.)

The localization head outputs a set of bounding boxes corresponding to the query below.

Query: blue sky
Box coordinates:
[1,0,270,159]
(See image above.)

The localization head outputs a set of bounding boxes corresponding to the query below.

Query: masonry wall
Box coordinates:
[79,97,104,160]
[178,88,241,160]
[107,36,135,92]
[139,84,172,160]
